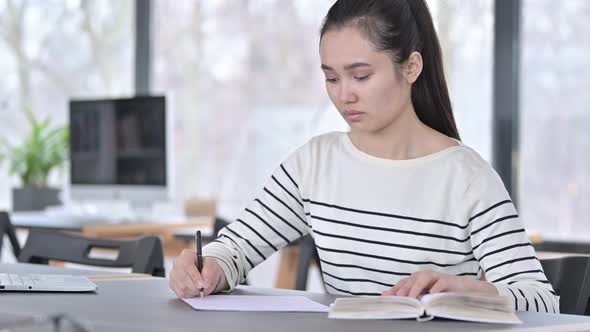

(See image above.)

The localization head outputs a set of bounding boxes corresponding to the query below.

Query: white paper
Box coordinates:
[181,295,329,312]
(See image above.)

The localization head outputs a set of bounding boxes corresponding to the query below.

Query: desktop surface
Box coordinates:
[2,263,590,332]
[11,210,212,234]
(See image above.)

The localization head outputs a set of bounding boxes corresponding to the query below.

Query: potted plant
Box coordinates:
[0,110,69,211]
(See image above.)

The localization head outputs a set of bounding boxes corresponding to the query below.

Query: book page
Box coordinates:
[427,305,521,324]
[329,296,422,320]
[421,293,521,324]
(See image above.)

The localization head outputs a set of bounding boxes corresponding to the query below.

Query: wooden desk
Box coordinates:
[2,263,590,332]
[82,218,213,257]
[275,245,303,289]
[11,212,214,257]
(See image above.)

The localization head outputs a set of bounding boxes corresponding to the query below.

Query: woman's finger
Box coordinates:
[408,273,439,298]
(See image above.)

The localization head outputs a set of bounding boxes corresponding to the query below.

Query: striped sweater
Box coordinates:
[202,131,559,313]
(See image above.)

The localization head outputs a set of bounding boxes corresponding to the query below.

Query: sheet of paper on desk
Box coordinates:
[182,295,329,312]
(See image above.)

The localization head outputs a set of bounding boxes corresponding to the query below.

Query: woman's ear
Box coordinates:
[404,51,423,84]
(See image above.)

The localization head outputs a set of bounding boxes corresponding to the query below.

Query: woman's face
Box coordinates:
[320,26,413,135]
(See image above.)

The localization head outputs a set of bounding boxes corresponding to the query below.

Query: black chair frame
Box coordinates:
[541,255,590,315]
[0,211,21,258]
[19,229,165,277]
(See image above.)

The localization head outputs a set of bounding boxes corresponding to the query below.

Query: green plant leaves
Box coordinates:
[0,111,69,187]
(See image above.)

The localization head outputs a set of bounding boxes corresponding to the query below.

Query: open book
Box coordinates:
[329,292,522,324]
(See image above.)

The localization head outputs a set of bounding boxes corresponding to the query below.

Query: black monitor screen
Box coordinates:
[69,96,166,186]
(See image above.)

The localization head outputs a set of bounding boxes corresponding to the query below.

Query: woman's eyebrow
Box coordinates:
[321,62,372,71]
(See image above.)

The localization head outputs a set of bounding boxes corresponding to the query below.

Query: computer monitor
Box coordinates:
[69,96,169,211]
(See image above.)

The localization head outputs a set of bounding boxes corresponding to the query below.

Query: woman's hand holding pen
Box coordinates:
[169,249,225,298]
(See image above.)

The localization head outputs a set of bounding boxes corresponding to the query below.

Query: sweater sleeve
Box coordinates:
[465,165,560,313]
[201,149,309,290]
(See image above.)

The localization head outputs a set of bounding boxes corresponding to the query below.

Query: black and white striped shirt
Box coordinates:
[202,132,559,313]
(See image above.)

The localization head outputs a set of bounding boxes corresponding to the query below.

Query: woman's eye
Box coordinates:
[325,78,339,83]
[355,75,370,81]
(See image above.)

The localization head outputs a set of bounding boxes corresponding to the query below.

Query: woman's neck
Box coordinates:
[348,108,455,161]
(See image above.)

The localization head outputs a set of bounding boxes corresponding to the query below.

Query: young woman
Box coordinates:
[169,0,559,313]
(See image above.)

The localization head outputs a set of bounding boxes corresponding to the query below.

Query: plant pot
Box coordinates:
[12,186,61,211]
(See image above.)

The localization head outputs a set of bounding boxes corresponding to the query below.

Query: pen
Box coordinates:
[196,230,204,298]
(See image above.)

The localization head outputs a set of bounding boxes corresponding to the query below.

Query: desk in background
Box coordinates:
[10,211,213,257]
[3,263,590,332]
[12,212,590,292]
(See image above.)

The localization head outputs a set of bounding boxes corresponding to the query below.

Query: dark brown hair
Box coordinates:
[320,0,461,140]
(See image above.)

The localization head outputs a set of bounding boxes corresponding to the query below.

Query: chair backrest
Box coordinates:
[0,211,21,258]
[541,256,590,315]
[18,229,165,277]
[213,217,231,238]
[295,234,322,291]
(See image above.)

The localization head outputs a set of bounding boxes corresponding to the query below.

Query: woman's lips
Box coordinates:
[343,110,364,122]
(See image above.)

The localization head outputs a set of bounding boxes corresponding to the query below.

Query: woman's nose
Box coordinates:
[338,81,357,104]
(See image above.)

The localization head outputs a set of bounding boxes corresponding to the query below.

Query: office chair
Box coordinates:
[213,216,231,238]
[295,234,323,291]
[0,211,21,259]
[541,255,590,315]
[19,229,166,277]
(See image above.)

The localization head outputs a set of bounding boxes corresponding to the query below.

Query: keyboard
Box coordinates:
[0,273,37,287]
[0,273,97,292]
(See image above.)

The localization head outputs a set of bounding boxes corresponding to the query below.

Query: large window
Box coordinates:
[520,0,590,239]
[153,0,345,217]
[154,0,494,218]
[0,0,134,208]
[0,0,494,217]
[428,0,494,161]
